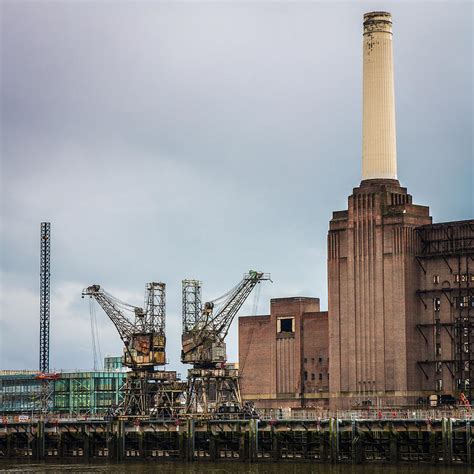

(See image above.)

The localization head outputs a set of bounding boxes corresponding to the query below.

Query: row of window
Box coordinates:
[0,385,41,393]
[436,342,473,355]
[435,361,471,374]
[438,379,474,391]
[457,296,474,309]
[303,372,327,381]
[303,357,325,364]
[454,274,474,283]
[433,274,474,285]
[432,296,474,311]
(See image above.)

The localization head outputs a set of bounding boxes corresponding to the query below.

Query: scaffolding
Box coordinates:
[416,220,474,399]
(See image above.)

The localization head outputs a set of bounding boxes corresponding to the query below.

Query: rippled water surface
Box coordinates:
[0,461,471,474]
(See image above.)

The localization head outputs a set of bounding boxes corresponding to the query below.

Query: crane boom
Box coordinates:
[82,284,166,370]
[181,271,271,367]
[82,285,136,342]
[208,271,270,339]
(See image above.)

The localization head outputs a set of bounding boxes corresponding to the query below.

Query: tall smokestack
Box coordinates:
[362,12,397,181]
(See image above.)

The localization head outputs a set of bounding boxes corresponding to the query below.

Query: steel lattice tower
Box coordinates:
[39,222,51,373]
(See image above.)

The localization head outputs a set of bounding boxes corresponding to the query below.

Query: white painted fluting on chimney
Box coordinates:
[362,12,398,181]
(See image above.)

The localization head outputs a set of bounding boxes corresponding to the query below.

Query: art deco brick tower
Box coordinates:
[328,12,432,407]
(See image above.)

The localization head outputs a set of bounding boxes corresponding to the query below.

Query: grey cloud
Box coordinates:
[1,2,472,372]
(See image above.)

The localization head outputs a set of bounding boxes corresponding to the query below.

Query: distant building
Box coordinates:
[0,357,126,415]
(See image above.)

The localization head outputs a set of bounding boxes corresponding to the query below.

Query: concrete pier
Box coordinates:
[1,416,473,465]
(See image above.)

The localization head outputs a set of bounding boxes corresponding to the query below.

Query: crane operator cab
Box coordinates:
[124,333,166,369]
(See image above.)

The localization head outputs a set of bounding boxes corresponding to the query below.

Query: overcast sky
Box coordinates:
[0,1,472,374]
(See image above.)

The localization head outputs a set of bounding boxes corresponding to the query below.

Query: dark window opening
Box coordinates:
[304,371,308,381]
[280,318,293,333]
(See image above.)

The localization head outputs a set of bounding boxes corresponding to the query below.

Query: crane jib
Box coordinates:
[82,283,167,370]
[181,271,271,366]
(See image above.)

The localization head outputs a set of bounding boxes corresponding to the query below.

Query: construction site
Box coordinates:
[1,10,473,467]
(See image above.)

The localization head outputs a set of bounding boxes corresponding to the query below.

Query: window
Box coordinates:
[434,298,441,312]
[433,275,440,285]
[278,317,294,333]
[457,296,470,309]
[319,357,322,363]
[455,273,473,283]
[304,358,307,363]
[311,373,315,381]
[319,373,323,381]
[304,371,308,381]
[436,379,443,391]
[436,362,442,373]
[436,343,442,356]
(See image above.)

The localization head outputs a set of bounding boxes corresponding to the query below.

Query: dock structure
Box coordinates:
[1,413,473,465]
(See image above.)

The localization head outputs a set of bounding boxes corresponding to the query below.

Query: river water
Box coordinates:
[0,461,471,474]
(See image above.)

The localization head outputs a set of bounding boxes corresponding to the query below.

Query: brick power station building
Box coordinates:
[238,12,473,409]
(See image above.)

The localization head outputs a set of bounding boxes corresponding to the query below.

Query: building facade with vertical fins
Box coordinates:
[239,11,473,410]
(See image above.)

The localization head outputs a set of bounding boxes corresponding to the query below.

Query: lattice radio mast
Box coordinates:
[39,222,51,373]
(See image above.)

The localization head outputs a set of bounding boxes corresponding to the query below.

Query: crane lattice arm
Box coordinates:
[207,271,271,341]
[181,271,271,365]
[143,282,166,336]
[82,285,137,344]
[83,284,167,370]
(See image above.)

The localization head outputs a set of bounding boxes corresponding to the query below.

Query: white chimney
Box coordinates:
[362,12,398,181]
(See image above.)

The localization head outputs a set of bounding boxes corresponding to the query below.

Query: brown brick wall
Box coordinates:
[328,180,432,408]
[238,315,274,399]
[239,297,329,408]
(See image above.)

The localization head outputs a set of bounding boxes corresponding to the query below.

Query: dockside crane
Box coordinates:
[182,271,271,415]
[82,283,185,417]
